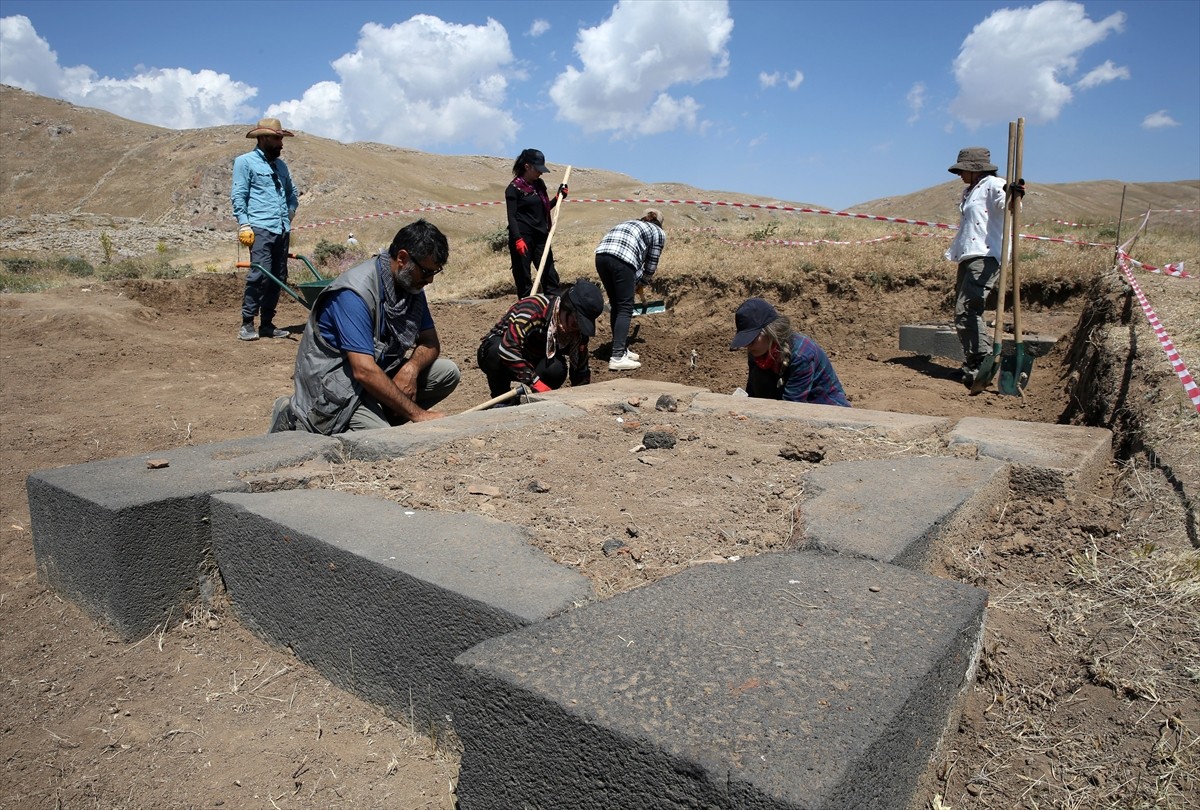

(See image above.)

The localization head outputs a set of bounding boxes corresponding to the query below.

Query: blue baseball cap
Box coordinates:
[729,298,778,349]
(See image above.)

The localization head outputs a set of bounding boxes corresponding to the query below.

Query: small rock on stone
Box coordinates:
[642,431,677,450]
[146,459,170,469]
[655,394,678,412]
[528,480,551,493]
[602,538,627,556]
[779,442,824,463]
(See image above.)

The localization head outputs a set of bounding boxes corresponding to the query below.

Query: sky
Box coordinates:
[1,0,1197,210]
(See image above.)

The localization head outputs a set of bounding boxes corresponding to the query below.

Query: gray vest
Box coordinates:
[291,257,423,434]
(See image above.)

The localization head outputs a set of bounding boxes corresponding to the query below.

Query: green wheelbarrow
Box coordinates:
[237,253,332,310]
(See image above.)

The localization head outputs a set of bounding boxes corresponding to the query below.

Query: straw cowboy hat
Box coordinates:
[246,118,295,138]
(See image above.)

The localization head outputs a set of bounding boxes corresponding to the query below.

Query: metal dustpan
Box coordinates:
[632,298,666,316]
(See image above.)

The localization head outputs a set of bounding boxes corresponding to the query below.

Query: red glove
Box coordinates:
[531,379,552,393]
[515,238,528,256]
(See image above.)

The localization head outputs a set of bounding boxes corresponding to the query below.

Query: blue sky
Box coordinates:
[1,0,1196,210]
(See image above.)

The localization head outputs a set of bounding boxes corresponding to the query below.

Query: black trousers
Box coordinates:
[508,232,560,299]
[477,334,567,397]
[595,252,636,357]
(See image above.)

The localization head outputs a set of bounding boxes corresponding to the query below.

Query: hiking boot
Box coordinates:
[608,353,641,371]
[238,323,259,341]
[269,396,295,433]
[260,325,290,338]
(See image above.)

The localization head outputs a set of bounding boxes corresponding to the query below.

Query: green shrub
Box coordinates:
[99,259,142,280]
[3,257,39,274]
[313,239,347,267]
[480,226,509,252]
[57,257,94,277]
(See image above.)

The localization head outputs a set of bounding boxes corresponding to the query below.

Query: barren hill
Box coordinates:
[2,83,1197,263]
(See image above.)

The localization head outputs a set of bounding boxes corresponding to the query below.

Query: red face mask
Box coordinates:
[752,342,783,371]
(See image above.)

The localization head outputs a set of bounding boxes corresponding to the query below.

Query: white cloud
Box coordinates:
[906,82,926,124]
[269,16,518,150]
[759,71,780,89]
[0,14,256,128]
[1075,59,1130,89]
[529,19,550,37]
[949,0,1126,128]
[785,70,803,90]
[1142,110,1179,130]
[549,0,733,137]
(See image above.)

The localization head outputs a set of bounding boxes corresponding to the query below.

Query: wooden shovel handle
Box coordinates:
[530,165,572,296]
[991,121,1017,351]
[1010,119,1025,347]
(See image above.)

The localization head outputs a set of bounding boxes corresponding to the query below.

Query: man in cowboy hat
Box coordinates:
[231,117,300,341]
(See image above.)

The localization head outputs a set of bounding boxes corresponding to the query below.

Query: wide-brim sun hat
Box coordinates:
[948,147,996,174]
[729,297,779,349]
[246,118,295,138]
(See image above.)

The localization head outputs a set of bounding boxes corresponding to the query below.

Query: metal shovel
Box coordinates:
[998,119,1035,396]
[970,121,1018,394]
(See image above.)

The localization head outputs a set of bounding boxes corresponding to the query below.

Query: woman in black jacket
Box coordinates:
[505,148,567,298]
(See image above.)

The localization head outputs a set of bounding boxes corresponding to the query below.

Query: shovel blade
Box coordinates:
[632,300,666,317]
[968,353,999,395]
[998,346,1035,395]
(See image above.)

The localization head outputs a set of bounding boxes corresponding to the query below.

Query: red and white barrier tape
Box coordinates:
[1118,252,1193,280]
[291,196,1186,277]
[1117,256,1200,413]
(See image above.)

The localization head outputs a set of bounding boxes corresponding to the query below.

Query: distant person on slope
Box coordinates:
[505,148,567,298]
[270,220,460,434]
[944,146,1024,387]
[729,298,849,406]
[231,117,300,341]
[595,209,666,371]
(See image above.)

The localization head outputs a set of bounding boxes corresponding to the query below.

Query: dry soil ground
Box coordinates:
[1,272,1196,809]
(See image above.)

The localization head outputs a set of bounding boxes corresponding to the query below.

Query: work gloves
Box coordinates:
[515,238,528,256]
[557,184,568,199]
[1004,179,1026,198]
[238,225,255,247]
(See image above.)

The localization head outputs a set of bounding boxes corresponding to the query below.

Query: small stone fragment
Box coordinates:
[468,484,501,497]
[602,538,627,556]
[642,431,677,450]
[779,442,824,463]
[146,459,170,469]
[528,480,551,493]
[654,394,678,412]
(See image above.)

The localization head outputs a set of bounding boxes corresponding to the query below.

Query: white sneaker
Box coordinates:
[625,350,640,361]
[609,353,641,371]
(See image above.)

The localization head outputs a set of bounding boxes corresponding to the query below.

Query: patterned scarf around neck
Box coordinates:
[375,253,421,357]
[513,176,552,218]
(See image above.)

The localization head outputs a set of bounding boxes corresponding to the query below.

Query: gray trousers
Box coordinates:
[348,357,461,430]
[954,256,999,362]
[241,227,290,325]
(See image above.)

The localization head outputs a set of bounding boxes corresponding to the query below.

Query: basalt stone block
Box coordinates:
[210,488,591,732]
[26,432,339,640]
[455,551,987,810]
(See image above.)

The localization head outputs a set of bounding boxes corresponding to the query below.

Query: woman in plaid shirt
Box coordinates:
[594,209,666,371]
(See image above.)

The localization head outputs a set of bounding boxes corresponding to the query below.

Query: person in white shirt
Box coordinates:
[944,147,1023,387]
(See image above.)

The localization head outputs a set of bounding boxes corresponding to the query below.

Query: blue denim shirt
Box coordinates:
[231,147,298,234]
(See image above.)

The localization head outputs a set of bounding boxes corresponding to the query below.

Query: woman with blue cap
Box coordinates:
[730,298,849,406]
